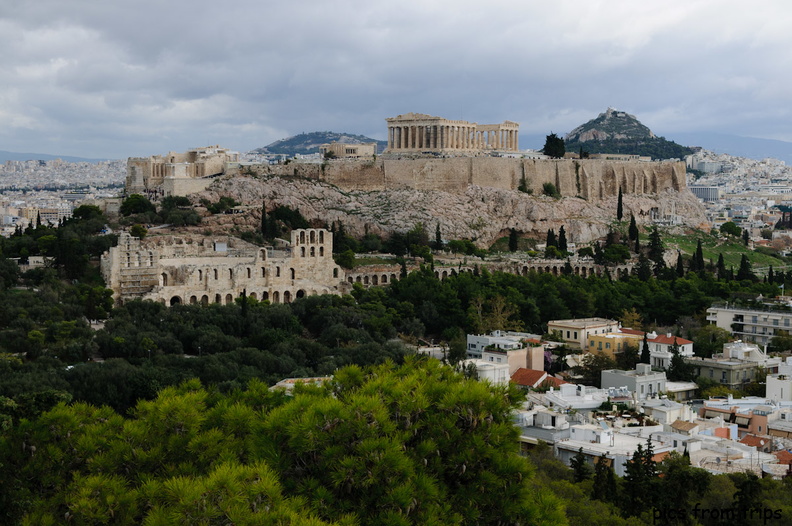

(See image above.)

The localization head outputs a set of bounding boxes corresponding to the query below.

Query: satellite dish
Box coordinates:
[716,457,721,464]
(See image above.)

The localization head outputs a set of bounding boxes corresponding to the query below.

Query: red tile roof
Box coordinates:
[620,328,645,336]
[740,434,770,448]
[775,450,792,465]
[650,334,693,346]
[511,368,567,388]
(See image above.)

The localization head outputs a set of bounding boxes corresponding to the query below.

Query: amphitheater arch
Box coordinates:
[170,296,181,306]
[162,273,169,286]
[372,275,379,285]
[190,296,197,304]
[262,291,269,301]
[250,292,257,300]
[201,295,209,306]
[283,290,292,303]
[215,294,221,304]
[225,294,233,304]
[310,231,316,243]
[382,274,388,284]
[296,289,306,299]
[273,291,280,303]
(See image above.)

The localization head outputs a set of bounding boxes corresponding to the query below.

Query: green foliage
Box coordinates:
[543,182,561,198]
[720,221,742,237]
[200,196,239,214]
[334,249,356,269]
[129,224,147,239]
[120,194,156,216]
[0,360,565,525]
[542,133,566,158]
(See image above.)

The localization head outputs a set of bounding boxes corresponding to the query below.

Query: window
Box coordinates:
[573,331,578,339]
[605,343,611,349]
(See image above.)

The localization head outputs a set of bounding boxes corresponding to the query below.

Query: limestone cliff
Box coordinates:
[192,173,708,247]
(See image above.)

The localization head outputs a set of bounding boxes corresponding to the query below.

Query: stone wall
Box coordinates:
[241,158,686,200]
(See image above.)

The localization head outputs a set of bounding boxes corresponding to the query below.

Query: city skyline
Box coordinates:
[3,0,792,159]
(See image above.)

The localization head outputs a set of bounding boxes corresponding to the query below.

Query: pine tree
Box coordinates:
[617,187,623,221]
[571,447,592,483]
[558,225,568,253]
[636,254,653,281]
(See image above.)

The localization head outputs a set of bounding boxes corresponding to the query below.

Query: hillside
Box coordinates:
[251,131,387,156]
[565,108,694,160]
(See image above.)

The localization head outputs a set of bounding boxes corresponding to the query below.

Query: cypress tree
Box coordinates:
[628,214,638,240]
[676,250,685,277]
[508,228,518,252]
[694,240,705,271]
[641,333,650,364]
[435,223,443,250]
[717,253,726,279]
[558,225,568,253]
[546,229,557,248]
[617,187,623,221]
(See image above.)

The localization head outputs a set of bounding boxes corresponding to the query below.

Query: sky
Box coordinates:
[2,0,792,159]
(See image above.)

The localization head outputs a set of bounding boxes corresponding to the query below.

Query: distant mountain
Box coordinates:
[564,108,694,160]
[0,150,111,163]
[252,132,387,156]
[665,132,792,165]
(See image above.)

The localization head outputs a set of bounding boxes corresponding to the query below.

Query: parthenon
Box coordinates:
[385,113,520,154]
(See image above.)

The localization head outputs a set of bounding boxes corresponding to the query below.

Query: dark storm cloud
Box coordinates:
[1,0,791,158]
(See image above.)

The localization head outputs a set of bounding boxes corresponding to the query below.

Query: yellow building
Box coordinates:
[587,332,643,359]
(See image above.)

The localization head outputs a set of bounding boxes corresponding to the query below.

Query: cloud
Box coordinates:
[2,0,792,156]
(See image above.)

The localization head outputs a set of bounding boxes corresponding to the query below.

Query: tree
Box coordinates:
[592,453,618,503]
[571,447,593,482]
[129,224,147,239]
[640,333,650,364]
[546,229,557,248]
[508,228,518,252]
[435,223,443,250]
[616,342,639,371]
[542,182,561,198]
[334,249,356,269]
[622,440,658,517]
[616,187,623,221]
[675,250,685,277]
[542,132,566,158]
[558,225,568,253]
[119,194,155,216]
[742,229,750,246]
[716,253,727,279]
[693,239,705,272]
[628,214,638,241]
[736,254,756,281]
[720,221,741,237]
[648,226,665,271]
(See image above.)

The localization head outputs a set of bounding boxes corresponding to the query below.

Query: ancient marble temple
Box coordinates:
[385,113,520,154]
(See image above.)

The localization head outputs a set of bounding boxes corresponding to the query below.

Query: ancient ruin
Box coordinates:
[385,113,520,153]
[126,145,239,197]
[101,228,345,306]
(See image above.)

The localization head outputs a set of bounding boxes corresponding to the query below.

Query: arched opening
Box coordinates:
[391,274,397,282]
[162,273,169,286]
[382,274,388,283]
[229,269,233,280]
[225,294,233,304]
[198,269,203,281]
[273,291,280,303]
[250,292,257,300]
[296,289,305,299]
[300,231,306,244]
[372,275,379,285]
[214,269,218,279]
[333,268,339,278]
[310,246,315,257]
[290,268,295,279]
[215,294,221,304]
[262,291,269,301]
[247,268,251,279]
[363,275,369,285]
[348,276,354,283]
[201,295,209,306]
[261,267,266,277]
[170,296,181,306]
[301,247,306,257]
[310,231,316,243]
[190,296,198,305]
[442,271,448,279]
[319,231,324,243]
[276,267,281,277]
[284,290,292,303]
[320,247,324,256]
[356,276,362,283]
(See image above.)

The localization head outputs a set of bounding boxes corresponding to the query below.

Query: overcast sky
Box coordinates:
[3,0,791,158]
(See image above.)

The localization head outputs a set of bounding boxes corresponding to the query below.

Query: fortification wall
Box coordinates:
[240,158,685,200]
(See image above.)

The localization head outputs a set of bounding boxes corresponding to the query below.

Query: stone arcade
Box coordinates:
[101,229,344,306]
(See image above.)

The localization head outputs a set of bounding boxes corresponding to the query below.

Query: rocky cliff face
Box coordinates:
[192,173,708,247]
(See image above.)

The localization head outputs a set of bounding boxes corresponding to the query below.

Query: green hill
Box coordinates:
[251,131,386,156]
[565,108,693,160]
